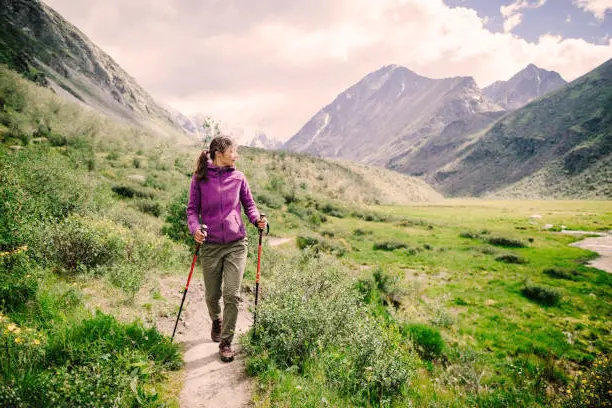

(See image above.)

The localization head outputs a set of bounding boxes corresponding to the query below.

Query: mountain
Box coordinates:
[247,130,282,150]
[0,0,193,143]
[483,64,567,110]
[283,65,503,170]
[435,58,612,198]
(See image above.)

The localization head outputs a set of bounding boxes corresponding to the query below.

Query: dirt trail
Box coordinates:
[568,231,612,273]
[156,236,294,407]
[157,277,253,408]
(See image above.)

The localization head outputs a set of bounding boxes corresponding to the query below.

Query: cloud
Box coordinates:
[574,0,612,19]
[500,0,547,33]
[43,0,612,141]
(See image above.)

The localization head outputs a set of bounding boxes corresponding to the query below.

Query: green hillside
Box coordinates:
[436,58,612,198]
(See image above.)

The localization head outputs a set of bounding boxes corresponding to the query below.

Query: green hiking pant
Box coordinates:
[200,238,248,343]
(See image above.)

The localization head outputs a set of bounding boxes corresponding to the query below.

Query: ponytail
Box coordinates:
[194,150,210,181]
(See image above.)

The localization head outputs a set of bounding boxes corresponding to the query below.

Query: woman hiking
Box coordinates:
[186,136,267,362]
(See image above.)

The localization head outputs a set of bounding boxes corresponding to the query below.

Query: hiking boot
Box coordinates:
[219,341,234,363]
[211,319,222,342]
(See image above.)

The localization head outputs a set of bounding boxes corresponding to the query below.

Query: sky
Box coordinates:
[44,0,612,142]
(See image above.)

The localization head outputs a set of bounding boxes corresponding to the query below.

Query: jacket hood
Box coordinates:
[207,161,235,174]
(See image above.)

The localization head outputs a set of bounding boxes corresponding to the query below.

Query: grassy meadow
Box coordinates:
[1,64,611,407]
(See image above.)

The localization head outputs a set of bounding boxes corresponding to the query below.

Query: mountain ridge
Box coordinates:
[1,0,193,143]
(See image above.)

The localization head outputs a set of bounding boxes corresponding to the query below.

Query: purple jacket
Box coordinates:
[186,163,260,244]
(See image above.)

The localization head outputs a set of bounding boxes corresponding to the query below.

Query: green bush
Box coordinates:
[111,185,155,199]
[459,231,480,239]
[255,192,284,209]
[544,268,580,280]
[402,323,444,360]
[3,312,182,407]
[296,234,346,257]
[317,202,347,218]
[356,268,404,311]
[521,284,561,306]
[243,253,417,404]
[487,236,527,248]
[0,250,38,312]
[564,354,611,408]
[324,320,415,403]
[373,241,408,251]
[352,228,372,236]
[296,234,321,250]
[36,215,125,273]
[0,146,90,249]
[495,254,528,264]
[134,199,163,217]
[162,189,192,246]
[245,254,360,369]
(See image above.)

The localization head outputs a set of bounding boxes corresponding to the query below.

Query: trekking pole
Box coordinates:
[253,214,269,333]
[171,225,206,342]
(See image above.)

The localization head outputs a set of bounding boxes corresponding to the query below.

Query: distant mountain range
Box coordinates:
[164,106,282,149]
[436,58,612,198]
[0,0,193,143]
[283,59,611,198]
[483,64,567,110]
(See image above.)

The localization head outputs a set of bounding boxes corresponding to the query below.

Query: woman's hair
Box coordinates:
[194,135,235,181]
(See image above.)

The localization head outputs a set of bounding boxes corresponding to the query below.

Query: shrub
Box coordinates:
[373,241,407,251]
[134,199,163,217]
[521,284,561,306]
[352,228,372,236]
[296,234,346,257]
[106,151,120,160]
[356,268,404,310]
[564,354,611,408]
[459,231,480,239]
[317,202,347,218]
[0,250,38,312]
[296,234,321,250]
[351,211,388,222]
[487,236,527,248]
[111,185,155,199]
[162,189,192,246]
[495,254,528,264]
[255,192,284,209]
[544,268,579,280]
[402,323,444,360]
[243,254,417,404]
[245,255,361,369]
[37,215,125,273]
[0,146,90,249]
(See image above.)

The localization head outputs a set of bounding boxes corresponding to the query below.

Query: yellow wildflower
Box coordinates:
[7,323,16,332]
[14,337,23,344]
[32,339,40,345]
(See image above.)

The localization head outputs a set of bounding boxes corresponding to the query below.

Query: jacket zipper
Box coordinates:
[219,169,225,243]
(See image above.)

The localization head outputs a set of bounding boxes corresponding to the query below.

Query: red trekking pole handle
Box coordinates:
[171,225,207,342]
[253,214,268,332]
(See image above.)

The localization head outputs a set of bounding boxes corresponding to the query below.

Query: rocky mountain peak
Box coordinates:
[483,63,567,110]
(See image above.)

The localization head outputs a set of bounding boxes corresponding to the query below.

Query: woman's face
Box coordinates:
[216,144,238,167]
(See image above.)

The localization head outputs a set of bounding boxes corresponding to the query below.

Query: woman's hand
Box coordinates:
[257,216,267,231]
[194,225,207,243]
